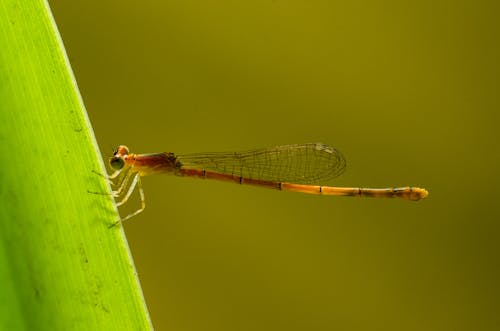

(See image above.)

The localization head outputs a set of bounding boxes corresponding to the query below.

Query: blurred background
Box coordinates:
[48,1,499,330]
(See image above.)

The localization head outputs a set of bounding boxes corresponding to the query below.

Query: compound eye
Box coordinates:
[110,157,125,170]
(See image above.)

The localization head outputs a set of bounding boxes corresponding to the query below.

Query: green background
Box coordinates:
[48,1,499,330]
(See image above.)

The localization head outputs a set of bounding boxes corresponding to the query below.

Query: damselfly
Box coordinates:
[105,143,428,225]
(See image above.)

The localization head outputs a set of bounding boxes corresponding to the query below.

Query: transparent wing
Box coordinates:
[177,143,346,185]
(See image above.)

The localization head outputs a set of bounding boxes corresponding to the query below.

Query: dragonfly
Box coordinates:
[103,143,428,225]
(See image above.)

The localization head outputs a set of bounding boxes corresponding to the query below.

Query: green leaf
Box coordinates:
[0,1,152,330]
